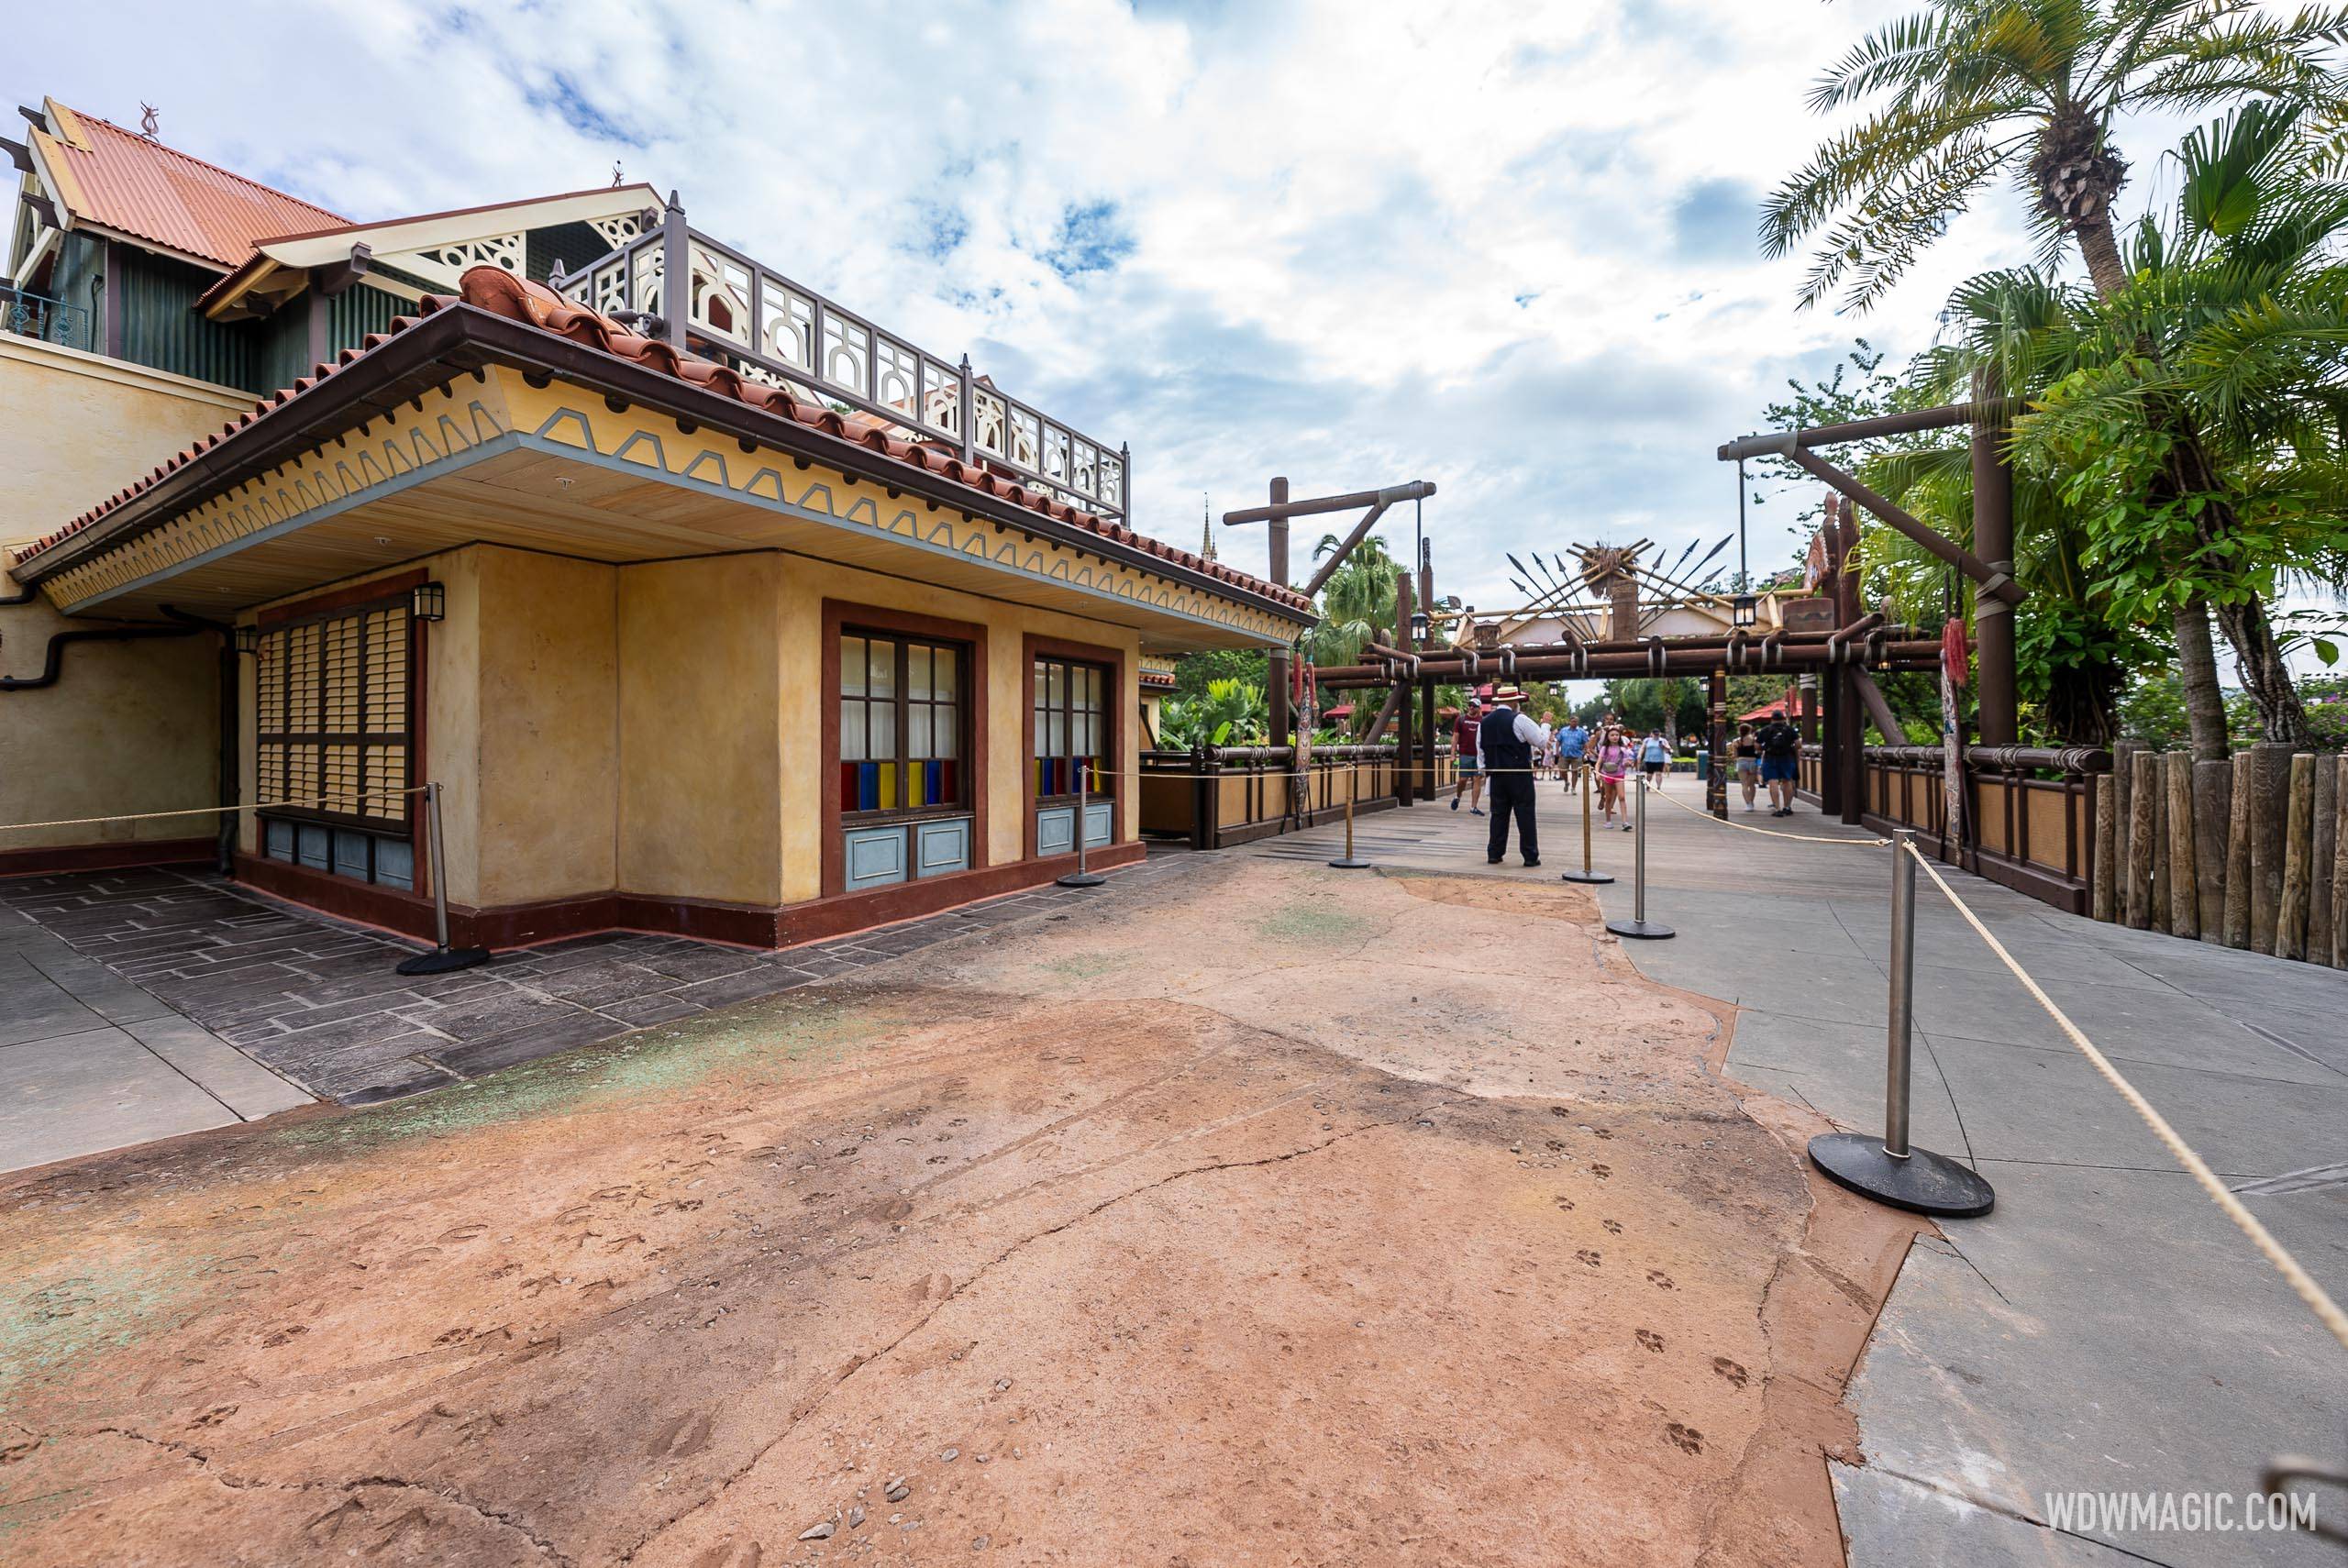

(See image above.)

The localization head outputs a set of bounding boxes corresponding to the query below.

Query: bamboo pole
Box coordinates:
[2165,751,2198,941]
[2126,750,2158,931]
[2310,753,2339,963]
[2277,753,2316,963]
[2091,772,2118,923]
[2149,753,2171,933]
[2223,751,2254,950]
[2192,758,2230,944]
[2250,742,2292,955]
[2331,756,2348,969]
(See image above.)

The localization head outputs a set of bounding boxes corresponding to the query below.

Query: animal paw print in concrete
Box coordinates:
[1589,1164,1612,1180]
[1634,1329,1665,1353]
[1576,1249,1602,1268]
[1553,1196,1576,1211]
[1666,1421,1703,1453]
[1600,1219,1623,1235]
[1711,1356,1748,1389]
[1645,1269,1675,1291]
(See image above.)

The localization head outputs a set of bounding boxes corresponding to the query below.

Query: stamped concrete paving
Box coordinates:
[1266,778,2348,1566]
[0,910,309,1173]
[0,854,1208,1108]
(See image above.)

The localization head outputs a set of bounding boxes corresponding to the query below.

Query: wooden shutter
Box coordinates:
[256,595,414,831]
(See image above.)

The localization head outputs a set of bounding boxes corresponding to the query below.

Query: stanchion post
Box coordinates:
[1057,763,1107,888]
[1604,773,1673,939]
[1329,760,1372,868]
[1807,830,1995,1217]
[394,781,492,976]
[1561,760,1611,885]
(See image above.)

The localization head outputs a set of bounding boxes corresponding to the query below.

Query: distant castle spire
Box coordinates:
[1201,491,1217,560]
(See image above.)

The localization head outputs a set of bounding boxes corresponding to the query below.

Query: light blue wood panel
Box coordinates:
[914,816,972,878]
[843,824,908,889]
[1036,805,1075,856]
[1082,800,1113,847]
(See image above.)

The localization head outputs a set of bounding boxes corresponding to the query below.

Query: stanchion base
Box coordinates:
[395,945,493,977]
[1605,919,1675,940]
[1559,870,1614,884]
[1807,1132,1995,1218]
[1327,857,1375,869]
[1056,871,1107,889]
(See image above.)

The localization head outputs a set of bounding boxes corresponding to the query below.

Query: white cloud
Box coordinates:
[20,0,2165,620]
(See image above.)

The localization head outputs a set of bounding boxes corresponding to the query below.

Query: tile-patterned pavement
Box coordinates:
[0,850,1209,1106]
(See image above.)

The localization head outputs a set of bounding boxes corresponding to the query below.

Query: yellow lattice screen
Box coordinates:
[256,597,412,829]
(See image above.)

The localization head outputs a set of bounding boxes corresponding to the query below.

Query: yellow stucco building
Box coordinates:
[4,106,1305,947]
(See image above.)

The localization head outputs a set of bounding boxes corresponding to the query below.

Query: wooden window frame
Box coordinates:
[1030,652,1114,804]
[837,627,973,828]
[255,589,415,836]
[820,601,991,900]
[1020,634,1125,863]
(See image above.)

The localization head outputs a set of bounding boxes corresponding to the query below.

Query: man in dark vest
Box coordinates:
[1479,685,1551,867]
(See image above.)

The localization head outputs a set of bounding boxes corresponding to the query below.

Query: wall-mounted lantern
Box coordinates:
[232,625,260,656]
[412,581,447,623]
[1408,609,1430,644]
[1731,593,1758,628]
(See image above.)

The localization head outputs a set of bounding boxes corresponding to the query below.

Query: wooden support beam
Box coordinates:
[2278,753,2316,962]
[1786,446,2025,605]
[2126,750,2157,930]
[2091,772,2118,923]
[2249,743,2292,955]
[2165,751,2198,941]
[2192,758,2231,944]
[2223,751,2254,949]
[2310,752,2338,963]
[2331,755,2348,968]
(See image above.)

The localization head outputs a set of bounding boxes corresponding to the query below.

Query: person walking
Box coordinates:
[1479,686,1549,867]
[1755,709,1802,817]
[1556,716,1590,793]
[1733,723,1762,812]
[1450,695,1486,816]
[1639,731,1669,789]
[1594,724,1634,829]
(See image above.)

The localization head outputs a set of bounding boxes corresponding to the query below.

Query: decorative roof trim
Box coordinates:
[11,271,1312,623]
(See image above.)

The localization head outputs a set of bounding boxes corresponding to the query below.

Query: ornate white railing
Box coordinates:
[553,203,1129,522]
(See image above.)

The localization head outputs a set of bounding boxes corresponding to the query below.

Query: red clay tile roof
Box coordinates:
[39,108,346,269]
[14,268,1312,616]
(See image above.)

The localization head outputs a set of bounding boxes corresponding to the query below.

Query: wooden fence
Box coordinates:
[1799,738,2348,966]
[1139,744,1435,850]
[2091,744,2347,967]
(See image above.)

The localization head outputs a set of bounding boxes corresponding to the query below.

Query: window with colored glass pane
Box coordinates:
[1031,656,1113,799]
[839,632,965,815]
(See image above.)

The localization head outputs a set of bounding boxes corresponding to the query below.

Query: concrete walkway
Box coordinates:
[0,908,310,1174]
[1262,775,2348,1567]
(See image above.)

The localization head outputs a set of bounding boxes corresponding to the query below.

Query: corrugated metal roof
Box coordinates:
[38,105,346,270]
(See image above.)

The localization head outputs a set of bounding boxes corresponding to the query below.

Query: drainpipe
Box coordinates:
[160,606,240,874]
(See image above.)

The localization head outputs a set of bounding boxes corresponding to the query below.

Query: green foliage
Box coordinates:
[1764,0,2348,312]
[1159,678,1267,748]
[1171,649,1267,705]
[1301,533,1401,670]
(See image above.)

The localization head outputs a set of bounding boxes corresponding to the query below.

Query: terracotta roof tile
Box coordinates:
[13,268,1312,616]
[39,107,346,269]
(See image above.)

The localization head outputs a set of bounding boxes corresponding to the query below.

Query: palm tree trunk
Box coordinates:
[2172,596,2231,760]
[2208,594,2309,746]
[2071,206,2304,746]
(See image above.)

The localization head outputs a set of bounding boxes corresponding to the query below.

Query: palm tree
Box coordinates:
[1303,533,1401,674]
[2022,99,2348,746]
[1764,0,2348,745]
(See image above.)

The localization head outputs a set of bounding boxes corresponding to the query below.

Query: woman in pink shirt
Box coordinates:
[1594,726,1634,829]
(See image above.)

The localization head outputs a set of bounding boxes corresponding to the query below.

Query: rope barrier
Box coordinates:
[1643,775,1892,845]
[0,787,431,836]
[1899,841,2348,1354]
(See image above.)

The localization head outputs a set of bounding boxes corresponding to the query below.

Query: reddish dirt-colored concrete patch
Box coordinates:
[0,859,1918,1566]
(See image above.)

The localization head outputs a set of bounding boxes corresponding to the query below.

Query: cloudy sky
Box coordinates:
[18,0,2162,617]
